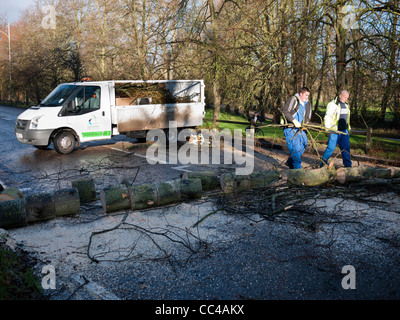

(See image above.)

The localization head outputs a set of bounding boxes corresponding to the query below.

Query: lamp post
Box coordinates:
[0,23,11,104]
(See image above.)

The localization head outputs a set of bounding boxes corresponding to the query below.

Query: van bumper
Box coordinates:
[15,120,52,146]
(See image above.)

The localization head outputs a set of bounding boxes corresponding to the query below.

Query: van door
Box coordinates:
[64,85,111,142]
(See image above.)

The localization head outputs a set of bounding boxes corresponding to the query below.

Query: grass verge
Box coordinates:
[0,242,43,300]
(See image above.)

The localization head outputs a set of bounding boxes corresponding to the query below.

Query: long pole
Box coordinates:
[8,23,11,104]
[0,23,11,104]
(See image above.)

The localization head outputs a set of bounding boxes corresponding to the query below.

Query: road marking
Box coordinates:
[171,165,193,173]
[109,147,131,154]
[107,145,192,172]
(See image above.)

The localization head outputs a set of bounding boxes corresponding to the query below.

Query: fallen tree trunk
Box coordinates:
[0,199,26,229]
[285,167,337,187]
[182,171,219,191]
[71,176,97,203]
[180,178,203,200]
[220,173,250,193]
[336,167,392,184]
[220,171,281,193]
[129,184,158,210]
[25,192,55,223]
[100,184,131,213]
[156,180,181,206]
[54,188,80,217]
[0,188,24,202]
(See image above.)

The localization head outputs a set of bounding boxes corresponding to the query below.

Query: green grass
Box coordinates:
[0,243,43,300]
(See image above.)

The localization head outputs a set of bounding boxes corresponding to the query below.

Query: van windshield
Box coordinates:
[40,84,78,106]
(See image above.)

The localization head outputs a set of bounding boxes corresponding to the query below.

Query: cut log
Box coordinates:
[336,167,392,184]
[286,167,337,187]
[25,192,55,223]
[71,176,97,203]
[0,199,26,229]
[53,188,80,217]
[249,171,281,189]
[180,178,203,199]
[390,167,400,178]
[128,184,158,210]
[156,180,181,206]
[0,188,24,202]
[100,184,131,213]
[182,171,219,191]
[220,171,281,193]
[220,173,251,193]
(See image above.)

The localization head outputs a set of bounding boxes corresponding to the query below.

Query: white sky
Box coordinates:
[0,0,35,23]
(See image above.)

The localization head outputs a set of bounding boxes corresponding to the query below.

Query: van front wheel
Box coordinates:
[54,131,76,154]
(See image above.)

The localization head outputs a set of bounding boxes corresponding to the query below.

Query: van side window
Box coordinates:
[65,86,101,115]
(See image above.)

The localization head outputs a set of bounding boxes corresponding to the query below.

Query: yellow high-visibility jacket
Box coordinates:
[324,97,351,131]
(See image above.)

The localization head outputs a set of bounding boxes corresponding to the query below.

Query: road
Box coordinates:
[1,105,400,306]
[0,105,226,194]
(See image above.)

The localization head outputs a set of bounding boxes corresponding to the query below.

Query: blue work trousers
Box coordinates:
[322,131,352,167]
[284,128,307,169]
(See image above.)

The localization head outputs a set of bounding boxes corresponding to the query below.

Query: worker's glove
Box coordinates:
[292,119,301,128]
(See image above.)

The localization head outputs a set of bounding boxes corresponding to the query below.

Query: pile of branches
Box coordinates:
[214,184,400,232]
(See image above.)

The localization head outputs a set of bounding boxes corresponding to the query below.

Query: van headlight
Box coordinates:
[30,115,44,129]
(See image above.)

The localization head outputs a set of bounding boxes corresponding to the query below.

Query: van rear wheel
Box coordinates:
[54,131,76,154]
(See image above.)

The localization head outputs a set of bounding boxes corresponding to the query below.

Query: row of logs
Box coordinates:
[1,166,400,229]
[0,177,95,229]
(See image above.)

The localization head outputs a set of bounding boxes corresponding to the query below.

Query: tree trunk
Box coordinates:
[336,167,392,184]
[25,192,55,223]
[54,188,80,217]
[285,167,337,187]
[220,171,281,193]
[0,199,26,229]
[128,184,158,210]
[335,1,349,93]
[100,184,131,213]
[71,176,97,203]
[182,171,219,191]
[180,179,203,200]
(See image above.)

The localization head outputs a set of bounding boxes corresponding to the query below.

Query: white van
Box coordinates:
[15,79,205,154]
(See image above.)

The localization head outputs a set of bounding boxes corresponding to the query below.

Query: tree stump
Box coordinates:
[25,192,55,223]
[182,171,219,191]
[54,188,80,217]
[0,199,26,229]
[71,176,97,203]
[336,167,392,184]
[286,167,337,187]
[100,184,131,213]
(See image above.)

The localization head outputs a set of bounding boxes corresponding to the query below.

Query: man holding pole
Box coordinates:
[320,90,352,168]
[282,87,312,169]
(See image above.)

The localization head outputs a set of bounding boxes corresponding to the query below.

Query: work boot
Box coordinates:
[285,158,294,169]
